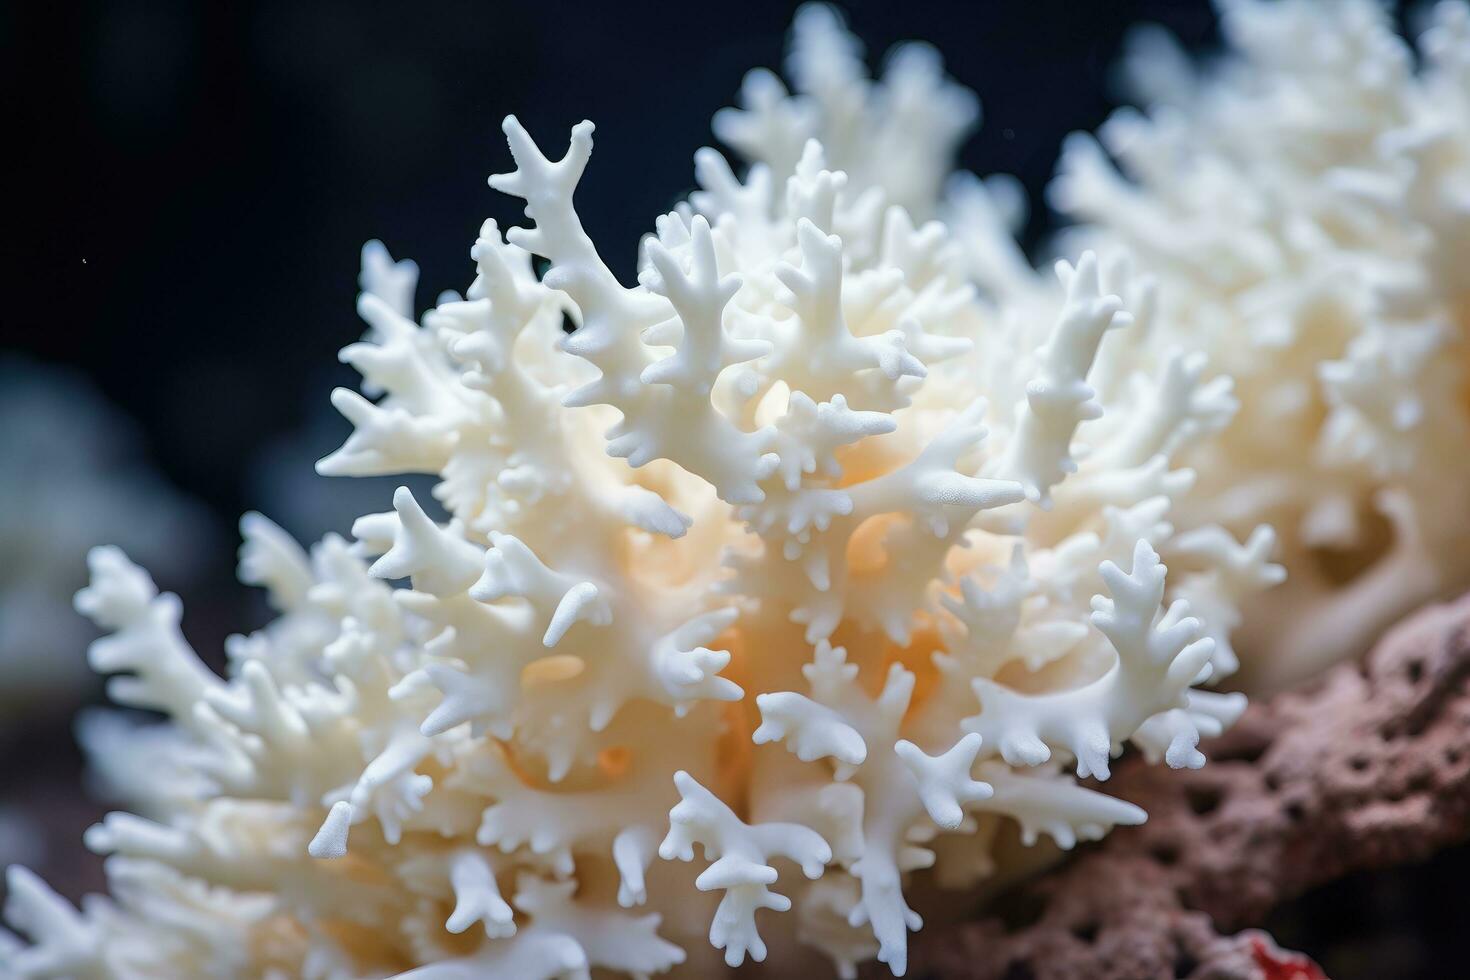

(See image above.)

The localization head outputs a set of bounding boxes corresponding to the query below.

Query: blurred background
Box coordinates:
[4,0,1447,976]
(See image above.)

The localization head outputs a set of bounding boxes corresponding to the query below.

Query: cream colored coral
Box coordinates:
[3,8,1280,980]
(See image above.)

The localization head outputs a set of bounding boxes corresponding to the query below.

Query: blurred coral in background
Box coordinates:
[0,358,211,711]
[1052,0,1470,691]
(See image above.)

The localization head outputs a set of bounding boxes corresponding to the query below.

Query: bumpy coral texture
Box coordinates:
[1048,0,1470,690]
[1,9,1280,980]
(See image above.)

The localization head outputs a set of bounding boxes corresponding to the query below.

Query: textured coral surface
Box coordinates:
[909,591,1470,979]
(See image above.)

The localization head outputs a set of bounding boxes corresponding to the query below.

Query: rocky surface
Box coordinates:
[900,593,1470,980]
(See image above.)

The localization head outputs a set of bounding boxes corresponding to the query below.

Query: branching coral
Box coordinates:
[2,7,1285,980]
[1047,0,1470,690]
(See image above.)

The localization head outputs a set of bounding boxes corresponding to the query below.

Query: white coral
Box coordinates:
[3,7,1290,980]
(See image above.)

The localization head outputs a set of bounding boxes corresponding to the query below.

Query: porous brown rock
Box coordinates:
[899,592,1470,980]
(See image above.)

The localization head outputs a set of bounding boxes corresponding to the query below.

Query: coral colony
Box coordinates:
[3,1,1465,977]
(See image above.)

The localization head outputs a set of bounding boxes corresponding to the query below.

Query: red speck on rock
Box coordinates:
[1250,935,1326,980]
